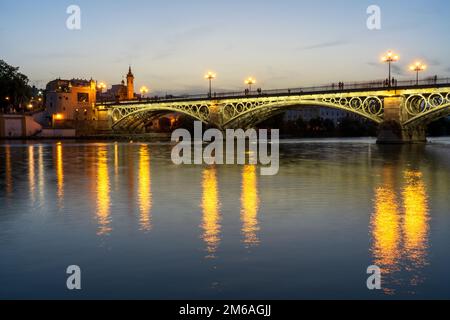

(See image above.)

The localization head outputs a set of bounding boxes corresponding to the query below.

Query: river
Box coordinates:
[0,138,449,299]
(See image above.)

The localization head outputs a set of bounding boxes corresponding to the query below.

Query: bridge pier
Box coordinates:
[377,97,427,144]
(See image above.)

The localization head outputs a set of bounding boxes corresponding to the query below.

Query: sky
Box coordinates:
[1,0,450,95]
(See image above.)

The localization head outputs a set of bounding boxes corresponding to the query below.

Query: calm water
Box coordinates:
[0,138,450,299]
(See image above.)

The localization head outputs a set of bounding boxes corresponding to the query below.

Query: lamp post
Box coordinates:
[204,71,216,98]
[409,61,427,85]
[140,86,149,99]
[97,82,107,93]
[382,51,400,86]
[245,77,256,92]
[97,82,107,104]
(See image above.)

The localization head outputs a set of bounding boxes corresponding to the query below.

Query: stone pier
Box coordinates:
[377,96,427,144]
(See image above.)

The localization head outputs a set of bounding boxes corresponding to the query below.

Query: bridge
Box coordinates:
[99,78,450,143]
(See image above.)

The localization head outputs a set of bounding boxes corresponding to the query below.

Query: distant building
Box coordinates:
[284,107,361,124]
[98,67,135,102]
[43,66,136,133]
[45,78,97,122]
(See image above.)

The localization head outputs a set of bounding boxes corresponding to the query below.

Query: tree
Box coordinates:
[0,59,32,112]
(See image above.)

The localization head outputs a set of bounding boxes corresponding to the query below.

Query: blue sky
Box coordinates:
[1,0,450,94]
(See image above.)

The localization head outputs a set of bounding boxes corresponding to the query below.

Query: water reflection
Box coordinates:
[138,145,152,232]
[402,170,430,285]
[201,167,221,258]
[372,166,401,276]
[241,165,260,247]
[5,145,13,196]
[55,143,64,206]
[28,146,35,203]
[96,146,111,235]
[371,166,430,294]
[38,145,45,204]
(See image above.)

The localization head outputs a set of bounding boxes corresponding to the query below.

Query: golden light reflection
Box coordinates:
[5,145,12,196]
[38,145,45,203]
[241,165,260,247]
[96,147,111,236]
[371,166,431,293]
[55,143,64,206]
[371,167,401,276]
[114,143,119,177]
[114,143,120,191]
[28,146,36,203]
[138,145,152,232]
[201,167,221,258]
[402,170,430,273]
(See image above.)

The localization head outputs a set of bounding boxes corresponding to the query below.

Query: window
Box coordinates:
[77,93,89,103]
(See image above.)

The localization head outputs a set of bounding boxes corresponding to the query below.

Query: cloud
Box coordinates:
[367,62,406,77]
[391,65,406,77]
[427,59,441,66]
[298,40,348,51]
[150,25,216,61]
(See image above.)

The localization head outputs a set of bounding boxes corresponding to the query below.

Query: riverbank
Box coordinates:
[0,132,172,142]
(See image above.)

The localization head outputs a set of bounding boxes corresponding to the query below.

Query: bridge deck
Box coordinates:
[98,78,450,107]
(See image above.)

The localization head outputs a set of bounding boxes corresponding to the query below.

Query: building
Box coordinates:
[45,78,97,122]
[126,66,135,100]
[0,114,42,138]
[98,67,135,102]
[43,67,136,134]
[284,107,361,124]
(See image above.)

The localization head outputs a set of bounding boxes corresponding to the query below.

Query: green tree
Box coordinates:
[0,59,32,112]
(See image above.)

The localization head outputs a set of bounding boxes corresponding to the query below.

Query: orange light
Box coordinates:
[382,50,400,63]
[245,77,256,85]
[140,86,149,95]
[204,71,216,80]
[410,61,426,72]
[54,114,64,120]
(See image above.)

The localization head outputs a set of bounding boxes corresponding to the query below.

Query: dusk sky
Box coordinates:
[1,0,450,94]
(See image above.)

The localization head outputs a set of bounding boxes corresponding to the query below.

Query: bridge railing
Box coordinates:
[100,77,450,106]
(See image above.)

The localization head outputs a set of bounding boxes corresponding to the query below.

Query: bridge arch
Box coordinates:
[403,102,450,128]
[402,92,450,128]
[111,104,210,132]
[221,99,384,129]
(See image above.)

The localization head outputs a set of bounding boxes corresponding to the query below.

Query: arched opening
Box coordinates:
[403,103,450,138]
[426,117,450,137]
[112,108,207,133]
[235,104,380,138]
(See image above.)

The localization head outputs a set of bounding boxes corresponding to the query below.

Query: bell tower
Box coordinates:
[126,66,134,100]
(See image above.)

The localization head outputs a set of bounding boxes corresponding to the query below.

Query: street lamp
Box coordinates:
[140,86,149,98]
[245,77,256,92]
[382,50,400,85]
[409,61,427,85]
[97,82,107,93]
[204,71,216,98]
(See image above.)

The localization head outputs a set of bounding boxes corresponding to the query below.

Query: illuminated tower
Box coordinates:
[127,66,135,100]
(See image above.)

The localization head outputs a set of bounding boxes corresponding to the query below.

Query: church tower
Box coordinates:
[126,66,134,100]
